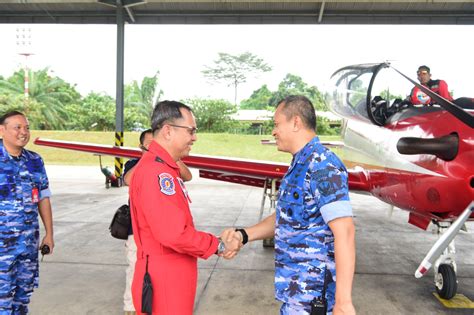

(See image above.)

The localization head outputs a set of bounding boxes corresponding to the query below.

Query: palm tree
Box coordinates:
[124,71,162,119]
[0,68,77,129]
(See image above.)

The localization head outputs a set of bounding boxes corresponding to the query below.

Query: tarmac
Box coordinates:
[29,165,473,315]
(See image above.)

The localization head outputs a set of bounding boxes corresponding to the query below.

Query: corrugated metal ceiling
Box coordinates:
[0,1,473,24]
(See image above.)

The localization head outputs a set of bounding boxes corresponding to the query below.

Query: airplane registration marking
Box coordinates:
[433,293,474,309]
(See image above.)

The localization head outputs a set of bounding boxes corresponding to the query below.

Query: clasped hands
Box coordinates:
[217,228,245,260]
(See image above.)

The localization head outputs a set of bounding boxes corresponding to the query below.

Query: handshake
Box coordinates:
[216,228,248,260]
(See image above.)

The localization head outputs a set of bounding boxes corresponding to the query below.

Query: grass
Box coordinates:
[28,130,342,166]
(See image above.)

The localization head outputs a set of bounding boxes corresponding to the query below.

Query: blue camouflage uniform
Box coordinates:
[275,136,352,315]
[0,143,51,314]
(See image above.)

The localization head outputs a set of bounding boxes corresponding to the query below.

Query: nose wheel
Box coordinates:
[435,264,457,299]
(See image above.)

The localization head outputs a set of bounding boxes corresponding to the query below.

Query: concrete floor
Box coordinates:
[29,165,473,315]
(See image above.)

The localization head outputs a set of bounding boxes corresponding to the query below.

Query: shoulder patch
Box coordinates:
[158,173,175,195]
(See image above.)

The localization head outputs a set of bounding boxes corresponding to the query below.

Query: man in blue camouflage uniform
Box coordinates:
[222,96,356,315]
[0,111,54,314]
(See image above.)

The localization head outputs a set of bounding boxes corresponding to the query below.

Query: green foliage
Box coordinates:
[317,116,340,135]
[202,52,272,105]
[269,74,327,110]
[64,92,116,131]
[186,98,237,132]
[240,84,273,109]
[241,73,328,111]
[124,71,162,120]
[380,89,403,103]
[0,68,80,129]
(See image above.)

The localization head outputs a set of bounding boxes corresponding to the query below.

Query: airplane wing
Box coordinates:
[34,137,367,191]
[34,138,288,188]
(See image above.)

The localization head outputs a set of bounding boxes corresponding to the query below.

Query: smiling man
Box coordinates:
[128,101,239,314]
[222,95,356,315]
[0,111,54,314]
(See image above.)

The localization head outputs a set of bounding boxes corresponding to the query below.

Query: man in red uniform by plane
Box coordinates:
[129,100,240,314]
[409,65,453,105]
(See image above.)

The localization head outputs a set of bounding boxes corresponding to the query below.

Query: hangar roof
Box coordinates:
[1,0,474,25]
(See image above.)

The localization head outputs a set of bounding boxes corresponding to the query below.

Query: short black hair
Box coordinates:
[0,111,25,125]
[277,95,317,130]
[139,129,152,145]
[418,65,430,73]
[151,100,192,134]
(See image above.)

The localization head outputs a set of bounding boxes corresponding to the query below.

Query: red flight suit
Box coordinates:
[409,79,453,105]
[129,141,218,315]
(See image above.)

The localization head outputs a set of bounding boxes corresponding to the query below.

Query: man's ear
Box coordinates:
[162,124,173,140]
[293,115,302,131]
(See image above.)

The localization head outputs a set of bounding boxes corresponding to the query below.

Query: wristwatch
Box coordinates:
[217,238,226,254]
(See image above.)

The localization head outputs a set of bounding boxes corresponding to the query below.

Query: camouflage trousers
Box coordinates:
[0,251,39,315]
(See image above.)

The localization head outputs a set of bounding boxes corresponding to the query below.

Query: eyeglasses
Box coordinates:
[417,71,429,75]
[168,124,198,135]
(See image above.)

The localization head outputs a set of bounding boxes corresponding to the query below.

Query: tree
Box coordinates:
[0,68,80,129]
[186,98,237,132]
[64,92,115,131]
[269,73,327,110]
[124,71,162,120]
[202,52,272,105]
[240,84,273,110]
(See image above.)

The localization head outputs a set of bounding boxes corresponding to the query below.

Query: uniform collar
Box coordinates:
[0,143,23,162]
[292,136,320,165]
[146,140,179,170]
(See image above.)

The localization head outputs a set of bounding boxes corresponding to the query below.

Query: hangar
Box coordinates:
[1,0,473,178]
[1,0,474,25]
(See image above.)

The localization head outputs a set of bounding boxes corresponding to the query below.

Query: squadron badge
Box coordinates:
[158,173,175,195]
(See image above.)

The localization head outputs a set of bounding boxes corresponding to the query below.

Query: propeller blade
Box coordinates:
[391,66,474,128]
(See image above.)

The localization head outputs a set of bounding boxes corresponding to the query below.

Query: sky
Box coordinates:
[0,23,473,104]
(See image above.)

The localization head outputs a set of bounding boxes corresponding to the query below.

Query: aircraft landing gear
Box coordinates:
[259,178,278,248]
[433,222,458,299]
[435,264,457,299]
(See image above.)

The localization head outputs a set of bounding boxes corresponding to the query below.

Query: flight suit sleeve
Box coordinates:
[438,80,452,101]
[140,170,218,259]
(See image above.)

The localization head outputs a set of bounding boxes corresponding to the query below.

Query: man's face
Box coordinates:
[417,69,431,85]
[0,114,30,154]
[140,132,153,152]
[272,105,294,153]
[169,108,197,159]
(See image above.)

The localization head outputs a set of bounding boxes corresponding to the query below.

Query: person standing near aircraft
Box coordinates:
[129,100,239,314]
[408,65,453,105]
[122,128,192,315]
[222,96,356,315]
[0,111,54,314]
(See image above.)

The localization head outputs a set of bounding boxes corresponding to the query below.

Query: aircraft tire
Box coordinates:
[436,264,457,299]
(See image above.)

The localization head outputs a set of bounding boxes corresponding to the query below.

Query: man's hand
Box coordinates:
[40,234,54,255]
[219,228,244,259]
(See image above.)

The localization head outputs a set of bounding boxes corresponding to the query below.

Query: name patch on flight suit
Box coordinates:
[177,177,192,203]
[158,173,175,195]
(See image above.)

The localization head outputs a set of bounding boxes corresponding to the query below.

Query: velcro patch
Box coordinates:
[158,173,175,195]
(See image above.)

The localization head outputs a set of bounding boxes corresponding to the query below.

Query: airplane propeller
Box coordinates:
[390,66,474,128]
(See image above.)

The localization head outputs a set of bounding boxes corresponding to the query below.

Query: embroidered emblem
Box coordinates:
[158,173,175,195]
[416,90,430,104]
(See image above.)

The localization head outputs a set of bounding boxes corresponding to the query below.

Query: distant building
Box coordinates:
[232,109,341,132]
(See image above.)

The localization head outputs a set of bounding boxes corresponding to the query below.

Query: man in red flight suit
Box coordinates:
[129,100,239,315]
[409,65,453,105]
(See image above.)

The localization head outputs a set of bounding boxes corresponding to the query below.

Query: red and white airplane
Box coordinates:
[34,62,473,300]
